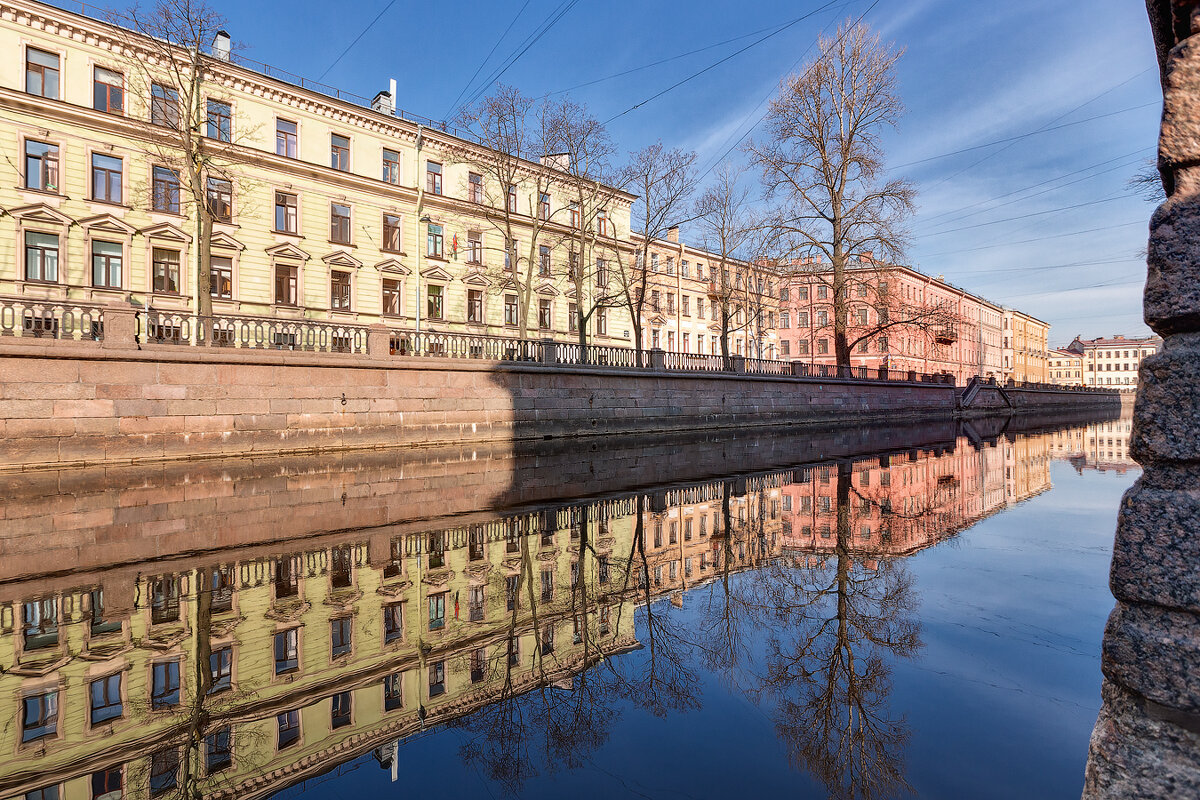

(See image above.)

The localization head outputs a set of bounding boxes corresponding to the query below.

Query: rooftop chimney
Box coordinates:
[539,152,570,171]
[371,90,395,116]
[667,225,679,243]
[859,251,873,263]
[212,29,230,61]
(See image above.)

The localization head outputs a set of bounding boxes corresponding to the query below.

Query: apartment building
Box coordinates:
[1065,334,1161,390]
[0,0,635,344]
[630,228,779,358]
[775,258,1007,385]
[1002,308,1051,383]
[1049,348,1083,386]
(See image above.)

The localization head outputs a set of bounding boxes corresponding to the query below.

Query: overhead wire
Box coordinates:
[317,0,402,82]
[445,0,533,118]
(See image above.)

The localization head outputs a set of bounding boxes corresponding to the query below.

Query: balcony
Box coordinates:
[935,326,957,345]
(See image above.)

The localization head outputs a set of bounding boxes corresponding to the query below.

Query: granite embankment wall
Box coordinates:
[0,335,1118,471]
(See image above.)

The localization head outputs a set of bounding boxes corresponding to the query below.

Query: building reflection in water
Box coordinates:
[0,416,1112,800]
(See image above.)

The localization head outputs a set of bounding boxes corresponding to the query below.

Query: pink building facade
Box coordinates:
[774,259,1006,386]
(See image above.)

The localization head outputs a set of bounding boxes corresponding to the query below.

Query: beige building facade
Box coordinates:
[1066,334,1161,391]
[0,0,635,345]
[1049,348,1083,386]
[1002,309,1051,383]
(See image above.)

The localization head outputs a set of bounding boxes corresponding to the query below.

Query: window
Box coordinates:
[382,148,401,183]
[331,271,352,310]
[92,153,123,203]
[597,209,610,235]
[466,230,482,264]
[22,690,58,742]
[24,231,59,282]
[89,673,123,725]
[504,294,519,326]
[817,285,828,299]
[857,339,869,353]
[539,244,551,276]
[426,161,442,194]
[274,191,297,233]
[469,172,483,203]
[697,297,704,318]
[569,302,578,332]
[428,593,446,631]
[428,660,445,697]
[150,83,180,128]
[382,278,403,316]
[374,213,401,254]
[426,284,443,319]
[856,308,868,325]
[468,585,484,621]
[150,166,180,213]
[150,748,179,796]
[210,256,233,299]
[798,311,809,327]
[331,134,350,171]
[24,140,59,192]
[781,340,790,356]
[206,177,232,222]
[277,710,301,749]
[206,727,233,772]
[274,629,299,674]
[682,260,690,278]
[471,647,486,683]
[276,119,298,158]
[597,309,607,335]
[91,241,122,288]
[25,48,59,98]
[384,672,403,711]
[539,192,551,220]
[667,257,675,276]
[467,289,483,323]
[816,310,829,326]
[152,660,180,708]
[508,184,518,213]
[817,338,829,354]
[427,223,443,258]
[210,646,232,693]
[682,295,690,316]
[207,99,231,141]
[330,691,352,729]
[92,767,122,800]
[331,617,352,657]
[596,258,609,287]
[328,203,350,244]
[384,602,403,643]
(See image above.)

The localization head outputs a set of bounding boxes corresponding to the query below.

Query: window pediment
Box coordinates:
[266,242,311,261]
[139,221,192,243]
[375,258,411,275]
[79,213,137,235]
[649,315,666,327]
[462,270,491,287]
[419,265,454,281]
[535,283,559,297]
[210,231,245,251]
[322,250,362,269]
[9,203,73,226]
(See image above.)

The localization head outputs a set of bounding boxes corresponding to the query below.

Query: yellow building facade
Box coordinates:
[0,0,635,345]
[1002,308,1050,383]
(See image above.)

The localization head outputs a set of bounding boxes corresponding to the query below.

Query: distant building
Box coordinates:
[1049,348,1083,386]
[1002,309,1051,383]
[1065,335,1161,390]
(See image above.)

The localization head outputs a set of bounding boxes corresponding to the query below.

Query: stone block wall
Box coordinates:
[1082,2,1200,796]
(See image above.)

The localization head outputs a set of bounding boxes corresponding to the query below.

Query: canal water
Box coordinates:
[0,411,1134,800]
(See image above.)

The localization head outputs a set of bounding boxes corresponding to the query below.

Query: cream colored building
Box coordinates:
[1002,308,1051,383]
[0,0,635,345]
[1049,348,1083,386]
[1067,334,1161,391]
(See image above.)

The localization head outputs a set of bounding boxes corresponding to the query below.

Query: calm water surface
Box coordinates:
[0,412,1134,800]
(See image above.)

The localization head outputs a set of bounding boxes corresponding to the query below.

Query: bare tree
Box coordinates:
[455,86,566,338]
[694,165,759,360]
[113,0,256,318]
[749,21,916,372]
[620,144,699,358]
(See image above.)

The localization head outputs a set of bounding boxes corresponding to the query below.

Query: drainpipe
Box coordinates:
[415,124,424,335]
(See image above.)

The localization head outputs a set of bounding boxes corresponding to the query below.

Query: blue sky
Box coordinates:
[94,0,1161,345]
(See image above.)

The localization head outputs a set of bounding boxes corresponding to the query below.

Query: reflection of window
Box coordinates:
[206,727,233,772]
[331,617,352,658]
[274,629,299,674]
[384,672,403,710]
[384,602,403,643]
[22,598,57,649]
[150,748,179,797]
[506,575,519,611]
[209,647,233,693]
[152,660,181,708]
[92,766,123,800]
[429,660,446,696]
[471,647,486,682]
[89,673,123,725]
[151,576,180,624]
[331,691,352,728]
[428,593,446,631]
[277,710,301,749]
[22,690,58,742]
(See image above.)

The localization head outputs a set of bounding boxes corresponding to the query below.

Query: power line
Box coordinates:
[920,194,1131,238]
[917,67,1153,196]
[890,102,1159,170]
[918,220,1144,258]
[457,0,585,113]
[317,0,401,82]
[445,0,532,118]
[604,0,847,125]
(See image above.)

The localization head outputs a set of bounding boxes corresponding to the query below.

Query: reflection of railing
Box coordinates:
[144,310,367,353]
[0,297,104,341]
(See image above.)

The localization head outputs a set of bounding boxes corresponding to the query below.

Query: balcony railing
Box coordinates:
[143,309,368,353]
[0,297,105,341]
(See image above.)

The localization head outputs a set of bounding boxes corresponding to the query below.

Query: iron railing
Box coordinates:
[0,297,104,341]
[390,330,544,361]
[143,309,368,353]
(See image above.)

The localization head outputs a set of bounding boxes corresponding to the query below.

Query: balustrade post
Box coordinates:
[729,354,746,374]
[367,324,392,357]
[907,369,917,382]
[791,360,806,378]
[649,347,666,370]
[101,303,138,349]
[540,338,558,365]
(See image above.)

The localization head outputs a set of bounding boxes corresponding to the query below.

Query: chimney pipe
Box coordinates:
[212,29,230,61]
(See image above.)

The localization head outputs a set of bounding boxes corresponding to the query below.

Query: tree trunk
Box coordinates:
[196,211,213,319]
